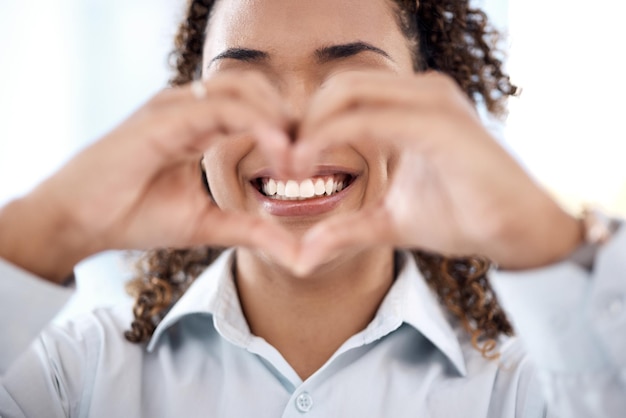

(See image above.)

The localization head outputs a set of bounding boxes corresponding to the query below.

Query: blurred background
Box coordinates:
[0,0,624,319]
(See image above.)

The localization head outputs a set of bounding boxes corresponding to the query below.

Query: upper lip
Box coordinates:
[248,165,361,181]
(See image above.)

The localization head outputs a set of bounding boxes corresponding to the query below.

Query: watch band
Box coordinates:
[568,208,620,271]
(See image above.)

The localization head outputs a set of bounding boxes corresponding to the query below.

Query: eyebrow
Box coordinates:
[210,48,269,64]
[209,41,393,66]
[315,41,392,63]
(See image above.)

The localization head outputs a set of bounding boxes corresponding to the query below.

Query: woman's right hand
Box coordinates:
[0,72,297,283]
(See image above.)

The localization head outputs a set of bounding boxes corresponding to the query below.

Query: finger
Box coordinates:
[177,92,293,178]
[295,204,394,276]
[102,72,294,181]
[128,95,289,165]
[199,73,291,127]
[252,125,293,178]
[294,107,443,177]
[160,72,291,128]
[182,96,293,177]
[184,74,294,176]
[301,72,455,137]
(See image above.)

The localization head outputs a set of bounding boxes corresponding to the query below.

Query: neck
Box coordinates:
[235,247,395,380]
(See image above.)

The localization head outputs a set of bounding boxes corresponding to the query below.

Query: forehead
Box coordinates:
[204,0,406,60]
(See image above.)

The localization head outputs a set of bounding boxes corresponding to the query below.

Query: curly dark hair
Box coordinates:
[125,0,517,358]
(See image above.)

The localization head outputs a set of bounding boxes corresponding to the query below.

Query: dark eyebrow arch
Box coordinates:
[210,48,269,64]
[208,41,393,68]
[315,41,393,63]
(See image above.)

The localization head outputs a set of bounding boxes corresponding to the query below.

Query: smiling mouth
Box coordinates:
[252,174,356,201]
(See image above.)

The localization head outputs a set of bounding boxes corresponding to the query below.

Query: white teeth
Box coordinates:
[267,178,277,196]
[285,180,299,198]
[260,176,350,200]
[314,179,325,196]
[324,179,333,195]
[300,179,315,198]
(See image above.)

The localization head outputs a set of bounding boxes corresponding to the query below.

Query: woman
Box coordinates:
[0,0,624,416]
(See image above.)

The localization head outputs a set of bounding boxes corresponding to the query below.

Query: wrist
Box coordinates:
[0,195,93,284]
[491,203,584,271]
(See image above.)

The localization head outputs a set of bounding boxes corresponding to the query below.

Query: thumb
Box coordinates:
[195,210,300,268]
[294,204,394,276]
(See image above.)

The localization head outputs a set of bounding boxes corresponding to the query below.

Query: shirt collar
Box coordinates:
[147,249,467,376]
[392,252,467,376]
[147,249,240,352]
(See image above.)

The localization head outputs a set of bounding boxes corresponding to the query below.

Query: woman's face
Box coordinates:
[202,0,415,235]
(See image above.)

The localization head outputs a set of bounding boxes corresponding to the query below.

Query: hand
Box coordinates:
[293,72,583,274]
[0,73,297,282]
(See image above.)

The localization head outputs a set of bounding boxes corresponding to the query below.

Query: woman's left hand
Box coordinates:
[293,72,582,274]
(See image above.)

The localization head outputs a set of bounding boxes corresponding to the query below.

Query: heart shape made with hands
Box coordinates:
[187,71,565,275]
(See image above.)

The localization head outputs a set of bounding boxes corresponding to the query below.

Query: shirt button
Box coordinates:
[295,392,313,413]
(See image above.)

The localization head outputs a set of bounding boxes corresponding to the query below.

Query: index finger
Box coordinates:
[300,71,448,138]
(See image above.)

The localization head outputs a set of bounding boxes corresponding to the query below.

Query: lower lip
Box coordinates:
[253,181,355,217]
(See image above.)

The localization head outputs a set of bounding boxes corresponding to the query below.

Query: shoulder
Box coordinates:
[39,303,145,362]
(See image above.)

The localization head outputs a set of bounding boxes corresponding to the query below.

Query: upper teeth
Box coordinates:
[261,177,347,200]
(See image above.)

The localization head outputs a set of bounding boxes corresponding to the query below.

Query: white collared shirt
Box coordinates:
[1,227,626,417]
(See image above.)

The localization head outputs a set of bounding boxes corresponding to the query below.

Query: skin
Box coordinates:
[0,0,582,380]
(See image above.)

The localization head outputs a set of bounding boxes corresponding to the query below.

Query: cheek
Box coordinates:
[202,147,245,210]
[359,142,396,197]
